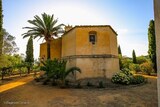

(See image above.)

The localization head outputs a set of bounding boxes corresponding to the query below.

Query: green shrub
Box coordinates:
[121,57,132,69]
[121,68,133,76]
[40,59,81,87]
[129,64,141,72]
[112,69,147,85]
[131,75,145,84]
[140,62,153,75]
[137,56,148,64]
[111,72,131,85]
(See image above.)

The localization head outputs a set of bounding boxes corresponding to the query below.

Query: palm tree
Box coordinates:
[57,60,81,86]
[40,59,81,86]
[22,13,64,59]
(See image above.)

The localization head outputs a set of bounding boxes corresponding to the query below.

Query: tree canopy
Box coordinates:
[22,13,64,59]
[148,20,157,72]
[2,29,19,54]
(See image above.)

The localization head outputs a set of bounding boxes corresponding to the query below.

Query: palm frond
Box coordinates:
[65,67,81,78]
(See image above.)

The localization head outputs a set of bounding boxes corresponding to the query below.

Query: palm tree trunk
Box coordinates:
[47,40,51,59]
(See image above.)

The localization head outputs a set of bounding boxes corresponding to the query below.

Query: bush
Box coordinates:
[131,75,146,84]
[112,69,146,85]
[121,57,132,69]
[140,62,153,75]
[137,56,148,64]
[129,64,141,72]
[111,72,131,85]
[121,68,133,76]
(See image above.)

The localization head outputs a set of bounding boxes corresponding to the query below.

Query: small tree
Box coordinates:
[25,36,34,74]
[132,50,137,64]
[118,45,123,69]
[118,45,122,55]
[148,20,157,72]
[22,13,64,59]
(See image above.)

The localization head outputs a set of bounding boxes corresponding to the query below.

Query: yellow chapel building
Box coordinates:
[40,25,119,80]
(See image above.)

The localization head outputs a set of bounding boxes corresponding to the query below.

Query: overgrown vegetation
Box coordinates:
[119,55,155,75]
[111,68,146,85]
[39,59,81,87]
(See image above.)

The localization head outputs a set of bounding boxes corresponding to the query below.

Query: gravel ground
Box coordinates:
[0,75,158,107]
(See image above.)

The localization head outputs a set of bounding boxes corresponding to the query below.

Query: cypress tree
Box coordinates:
[132,50,137,64]
[0,0,3,55]
[148,20,157,72]
[25,36,34,74]
[118,45,122,55]
[118,45,123,69]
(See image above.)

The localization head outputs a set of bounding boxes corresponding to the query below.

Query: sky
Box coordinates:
[3,0,154,59]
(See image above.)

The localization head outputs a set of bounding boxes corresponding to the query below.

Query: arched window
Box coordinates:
[89,31,97,44]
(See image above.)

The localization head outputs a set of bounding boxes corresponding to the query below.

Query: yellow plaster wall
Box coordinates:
[40,42,47,60]
[39,38,62,60]
[62,29,76,57]
[75,27,112,55]
[75,57,119,80]
[50,38,62,59]
[108,28,119,56]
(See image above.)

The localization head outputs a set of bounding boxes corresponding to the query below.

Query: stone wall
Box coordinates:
[63,54,119,80]
[154,0,160,106]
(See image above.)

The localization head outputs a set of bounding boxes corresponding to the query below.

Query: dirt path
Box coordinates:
[0,76,158,107]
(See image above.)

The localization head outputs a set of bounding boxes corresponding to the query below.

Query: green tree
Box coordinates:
[148,20,157,72]
[0,0,3,55]
[2,29,19,54]
[25,36,34,74]
[118,45,122,55]
[118,45,122,69]
[132,50,137,64]
[22,13,64,59]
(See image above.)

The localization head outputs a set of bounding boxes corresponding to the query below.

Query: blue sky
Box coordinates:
[3,0,154,59]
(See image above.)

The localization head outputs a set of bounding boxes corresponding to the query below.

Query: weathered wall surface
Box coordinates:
[76,27,111,55]
[154,0,160,106]
[40,42,47,60]
[50,38,62,59]
[39,38,62,60]
[75,57,119,80]
[62,29,76,57]
[108,28,119,56]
